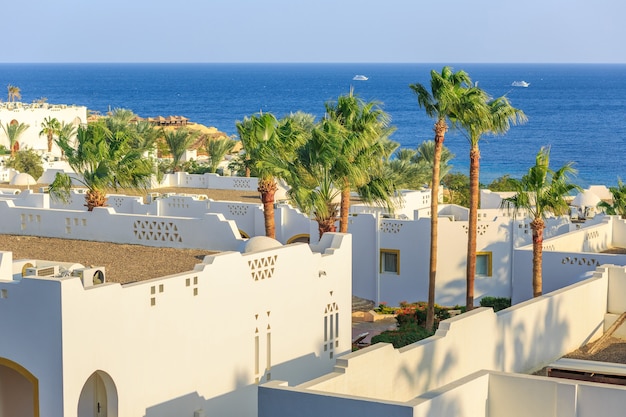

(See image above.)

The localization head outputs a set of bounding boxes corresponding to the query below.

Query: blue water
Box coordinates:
[1,63,625,187]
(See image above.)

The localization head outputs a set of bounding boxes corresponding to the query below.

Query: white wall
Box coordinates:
[259,266,614,416]
[0,198,245,251]
[0,233,353,417]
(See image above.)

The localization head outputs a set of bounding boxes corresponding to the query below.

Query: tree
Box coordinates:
[162,128,200,172]
[2,122,30,157]
[5,148,44,180]
[458,94,527,310]
[7,84,21,102]
[409,66,477,331]
[324,89,396,233]
[236,112,308,238]
[442,172,470,207]
[206,137,237,173]
[598,179,626,219]
[501,147,579,297]
[487,175,518,191]
[288,117,342,238]
[39,116,62,153]
[49,119,154,211]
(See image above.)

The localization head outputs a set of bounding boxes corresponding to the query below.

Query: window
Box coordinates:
[380,249,400,274]
[476,252,492,277]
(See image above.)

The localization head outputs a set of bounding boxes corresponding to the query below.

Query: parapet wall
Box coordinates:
[0,197,244,251]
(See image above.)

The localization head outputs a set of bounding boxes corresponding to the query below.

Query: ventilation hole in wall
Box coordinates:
[186,278,190,287]
[193,276,198,285]
[1,289,7,298]
[193,288,198,296]
[150,286,155,295]
[150,297,156,306]
[159,284,164,293]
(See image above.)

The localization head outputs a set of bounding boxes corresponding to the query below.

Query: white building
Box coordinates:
[0,180,618,307]
[259,264,626,417]
[0,102,87,155]
[0,233,352,417]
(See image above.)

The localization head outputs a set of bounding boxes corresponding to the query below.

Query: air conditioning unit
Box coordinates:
[24,265,60,277]
[72,267,106,287]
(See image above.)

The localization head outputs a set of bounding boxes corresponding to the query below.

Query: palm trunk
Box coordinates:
[85,189,107,212]
[47,133,53,153]
[339,178,350,233]
[426,119,447,331]
[317,218,337,239]
[531,217,545,297]
[466,145,480,310]
[258,177,278,239]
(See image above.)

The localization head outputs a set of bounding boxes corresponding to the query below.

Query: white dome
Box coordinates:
[9,172,36,186]
[239,236,282,253]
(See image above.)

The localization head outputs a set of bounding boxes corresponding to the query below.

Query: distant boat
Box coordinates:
[353,75,368,81]
[511,80,530,87]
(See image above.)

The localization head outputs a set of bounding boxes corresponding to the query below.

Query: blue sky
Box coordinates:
[2,0,625,63]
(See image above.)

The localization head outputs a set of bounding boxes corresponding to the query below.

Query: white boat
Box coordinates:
[511,80,530,87]
[352,75,368,81]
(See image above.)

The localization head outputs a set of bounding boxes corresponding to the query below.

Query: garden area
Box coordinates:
[368,297,511,349]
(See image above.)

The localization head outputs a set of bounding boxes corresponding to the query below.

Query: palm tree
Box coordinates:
[49,119,153,211]
[7,85,21,102]
[236,112,308,238]
[458,94,527,310]
[409,66,477,331]
[598,179,626,219]
[501,147,579,297]
[206,137,237,173]
[162,128,199,172]
[324,89,395,233]
[1,122,30,157]
[39,116,62,153]
[288,118,342,238]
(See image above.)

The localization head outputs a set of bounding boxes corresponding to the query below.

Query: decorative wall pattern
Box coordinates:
[249,255,278,281]
[561,256,601,267]
[20,213,42,231]
[228,204,249,216]
[133,220,183,243]
[380,221,403,234]
[233,178,252,189]
[64,216,87,234]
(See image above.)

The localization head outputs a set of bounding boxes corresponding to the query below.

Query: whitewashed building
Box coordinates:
[0,233,352,417]
[259,264,626,417]
[0,102,86,155]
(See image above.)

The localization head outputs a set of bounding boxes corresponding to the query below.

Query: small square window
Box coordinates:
[380,249,400,274]
[476,252,493,277]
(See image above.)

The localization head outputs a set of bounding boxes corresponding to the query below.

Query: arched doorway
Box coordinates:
[78,371,118,417]
[0,357,39,417]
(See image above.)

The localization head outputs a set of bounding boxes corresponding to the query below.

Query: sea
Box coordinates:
[1,63,625,187]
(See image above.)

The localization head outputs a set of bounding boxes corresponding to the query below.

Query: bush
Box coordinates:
[395,301,451,328]
[479,296,511,312]
[369,301,452,349]
[5,148,44,180]
[371,325,433,348]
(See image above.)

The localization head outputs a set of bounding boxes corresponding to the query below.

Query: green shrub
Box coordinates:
[5,149,44,180]
[371,325,433,348]
[479,296,511,312]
